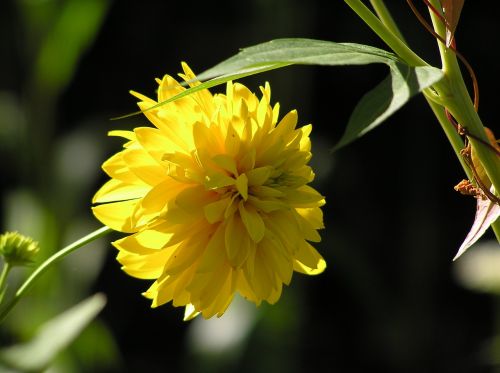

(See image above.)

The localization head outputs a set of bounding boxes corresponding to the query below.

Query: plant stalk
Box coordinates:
[0,226,112,323]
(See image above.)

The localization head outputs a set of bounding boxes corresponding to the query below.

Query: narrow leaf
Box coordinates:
[196,38,399,81]
[115,38,443,148]
[333,63,444,150]
[454,199,500,261]
[441,0,465,47]
[0,293,106,371]
[115,38,401,119]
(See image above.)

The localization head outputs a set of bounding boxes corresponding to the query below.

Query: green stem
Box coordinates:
[0,262,11,303]
[427,0,500,240]
[344,0,427,66]
[368,0,405,41]
[0,226,112,323]
[428,0,500,192]
[352,0,500,240]
[427,99,500,239]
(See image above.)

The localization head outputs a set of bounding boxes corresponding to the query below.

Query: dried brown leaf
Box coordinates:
[454,198,500,260]
[441,0,465,47]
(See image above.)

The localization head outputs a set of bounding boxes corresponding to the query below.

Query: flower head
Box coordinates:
[92,63,326,319]
[0,231,40,267]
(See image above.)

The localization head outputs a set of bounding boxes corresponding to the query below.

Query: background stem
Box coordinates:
[0,226,112,323]
[0,262,11,302]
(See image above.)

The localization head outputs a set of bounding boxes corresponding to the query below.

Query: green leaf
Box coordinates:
[0,293,106,372]
[196,38,400,80]
[114,38,401,119]
[333,63,444,150]
[117,38,443,147]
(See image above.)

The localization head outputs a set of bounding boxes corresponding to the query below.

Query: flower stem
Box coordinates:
[0,262,11,303]
[0,226,112,323]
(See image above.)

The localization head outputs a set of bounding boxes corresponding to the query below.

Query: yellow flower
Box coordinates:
[92,63,326,320]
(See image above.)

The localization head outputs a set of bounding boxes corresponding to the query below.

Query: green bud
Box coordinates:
[0,231,40,267]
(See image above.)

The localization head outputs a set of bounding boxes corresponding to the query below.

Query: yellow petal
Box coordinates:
[295,207,324,229]
[183,304,200,321]
[108,130,136,142]
[133,179,186,226]
[246,166,272,186]
[238,201,265,243]
[265,110,298,148]
[194,264,231,314]
[244,248,274,300]
[92,199,139,233]
[134,126,184,161]
[224,122,240,156]
[235,268,258,304]
[260,233,293,285]
[204,171,235,190]
[175,186,217,215]
[299,124,312,152]
[293,241,326,275]
[157,74,184,102]
[247,196,287,213]
[196,224,226,273]
[202,271,235,318]
[235,174,248,200]
[193,122,223,154]
[93,179,149,204]
[283,185,325,207]
[204,197,231,224]
[164,234,208,275]
[102,152,142,184]
[239,147,256,171]
[212,154,238,176]
[225,215,251,268]
[115,246,171,280]
[265,210,301,254]
[122,148,166,186]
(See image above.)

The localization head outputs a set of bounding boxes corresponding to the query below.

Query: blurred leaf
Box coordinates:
[454,198,500,260]
[33,0,110,95]
[333,64,443,150]
[0,293,106,372]
[453,241,500,294]
[69,318,121,371]
[441,0,465,47]
[0,92,25,152]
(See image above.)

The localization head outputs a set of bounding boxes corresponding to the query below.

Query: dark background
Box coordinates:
[1,1,499,372]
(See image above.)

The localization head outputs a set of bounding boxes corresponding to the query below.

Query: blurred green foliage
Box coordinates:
[0,0,118,371]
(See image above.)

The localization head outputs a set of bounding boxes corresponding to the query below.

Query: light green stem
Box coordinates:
[368,1,469,171]
[0,226,112,323]
[426,0,500,240]
[0,262,11,303]
[368,0,405,41]
[344,0,427,66]
[349,0,500,240]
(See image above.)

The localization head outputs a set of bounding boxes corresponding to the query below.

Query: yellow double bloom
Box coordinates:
[92,63,326,320]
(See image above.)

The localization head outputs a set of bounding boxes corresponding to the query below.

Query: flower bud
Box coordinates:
[0,231,40,267]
